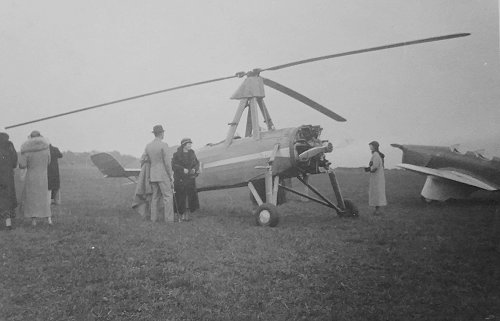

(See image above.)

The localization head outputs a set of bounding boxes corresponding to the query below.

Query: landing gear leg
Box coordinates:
[328,168,358,218]
[250,165,280,227]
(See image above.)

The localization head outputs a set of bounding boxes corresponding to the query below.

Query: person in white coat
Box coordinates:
[365,141,387,215]
[19,131,52,226]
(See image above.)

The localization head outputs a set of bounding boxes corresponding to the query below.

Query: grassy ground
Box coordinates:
[1,166,499,320]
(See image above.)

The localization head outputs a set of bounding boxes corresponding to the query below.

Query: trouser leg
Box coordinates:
[151,183,161,222]
[159,181,174,222]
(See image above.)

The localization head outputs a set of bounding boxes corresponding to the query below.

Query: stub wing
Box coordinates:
[396,163,497,191]
[90,152,140,178]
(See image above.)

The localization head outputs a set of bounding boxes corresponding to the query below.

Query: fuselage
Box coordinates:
[195,125,329,191]
[392,144,500,189]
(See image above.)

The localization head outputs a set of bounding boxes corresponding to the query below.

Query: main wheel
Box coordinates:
[340,199,359,218]
[255,203,280,227]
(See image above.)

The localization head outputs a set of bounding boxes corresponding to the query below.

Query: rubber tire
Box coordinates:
[255,203,280,227]
[341,199,359,218]
[420,196,435,204]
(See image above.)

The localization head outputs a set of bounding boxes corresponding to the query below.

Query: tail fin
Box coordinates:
[90,153,140,177]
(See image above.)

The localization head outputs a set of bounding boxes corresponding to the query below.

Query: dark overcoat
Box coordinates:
[0,138,18,213]
[172,147,200,214]
[48,145,62,191]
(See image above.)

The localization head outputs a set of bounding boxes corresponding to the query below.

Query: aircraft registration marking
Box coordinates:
[203,147,290,169]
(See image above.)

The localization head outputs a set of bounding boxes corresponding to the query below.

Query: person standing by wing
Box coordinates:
[365,141,387,215]
[172,138,200,221]
[143,125,175,223]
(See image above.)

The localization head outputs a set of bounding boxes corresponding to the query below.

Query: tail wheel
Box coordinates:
[255,203,280,227]
[340,199,359,218]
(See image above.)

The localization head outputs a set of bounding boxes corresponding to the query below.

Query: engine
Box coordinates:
[292,125,333,174]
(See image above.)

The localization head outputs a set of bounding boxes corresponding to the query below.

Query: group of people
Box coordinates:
[1,124,385,229]
[134,125,200,223]
[0,131,62,230]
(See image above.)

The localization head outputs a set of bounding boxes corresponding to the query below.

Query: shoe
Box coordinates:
[32,219,37,226]
[48,217,53,225]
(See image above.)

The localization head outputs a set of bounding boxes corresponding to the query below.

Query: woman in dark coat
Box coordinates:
[48,144,63,204]
[0,132,18,230]
[172,138,200,221]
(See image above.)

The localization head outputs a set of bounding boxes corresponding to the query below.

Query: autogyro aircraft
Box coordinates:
[392,144,500,202]
[7,33,470,226]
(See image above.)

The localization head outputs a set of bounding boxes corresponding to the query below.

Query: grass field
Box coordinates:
[1,166,499,320]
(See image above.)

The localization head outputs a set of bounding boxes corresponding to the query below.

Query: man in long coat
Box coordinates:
[19,131,52,226]
[0,132,18,229]
[48,144,63,205]
[143,125,174,222]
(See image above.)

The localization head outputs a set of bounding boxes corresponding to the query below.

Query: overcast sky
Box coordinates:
[1,0,498,167]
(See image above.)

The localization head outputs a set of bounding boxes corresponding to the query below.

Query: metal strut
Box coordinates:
[296,175,343,213]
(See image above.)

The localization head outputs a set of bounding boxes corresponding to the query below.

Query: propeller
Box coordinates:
[262,77,346,121]
[298,146,329,161]
[6,33,470,129]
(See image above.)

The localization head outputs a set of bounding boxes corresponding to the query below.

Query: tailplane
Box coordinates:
[90,152,140,178]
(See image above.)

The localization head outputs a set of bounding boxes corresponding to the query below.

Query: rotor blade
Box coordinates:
[6,74,239,129]
[262,77,346,122]
[262,33,470,72]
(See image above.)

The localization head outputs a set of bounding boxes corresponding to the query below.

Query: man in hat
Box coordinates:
[143,125,175,222]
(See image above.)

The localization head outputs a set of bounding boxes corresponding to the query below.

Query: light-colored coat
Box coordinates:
[144,138,173,183]
[132,161,153,218]
[19,137,51,218]
[369,151,387,207]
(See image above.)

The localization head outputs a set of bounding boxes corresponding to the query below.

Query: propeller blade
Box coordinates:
[262,33,470,72]
[6,74,239,129]
[298,146,327,161]
[262,77,346,122]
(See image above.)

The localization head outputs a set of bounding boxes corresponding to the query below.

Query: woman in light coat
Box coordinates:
[365,141,387,215]
[19,131,52,226]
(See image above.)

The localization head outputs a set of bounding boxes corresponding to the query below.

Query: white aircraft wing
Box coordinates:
[396,163,498,191]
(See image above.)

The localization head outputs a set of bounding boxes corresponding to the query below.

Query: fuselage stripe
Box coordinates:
[203,147,290,169]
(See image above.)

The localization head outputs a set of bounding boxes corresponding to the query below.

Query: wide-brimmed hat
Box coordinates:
[152,125,165,134]
[181,138,192,146]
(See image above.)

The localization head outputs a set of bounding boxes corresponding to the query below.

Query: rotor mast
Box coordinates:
[225,71,275,146]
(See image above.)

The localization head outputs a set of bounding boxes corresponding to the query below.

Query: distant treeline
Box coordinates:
[59,151,139,167]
